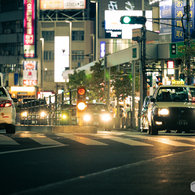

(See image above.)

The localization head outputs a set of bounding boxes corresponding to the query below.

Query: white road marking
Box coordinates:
[0,144,66,155]
[0,135,19,145]
[126,134,195,147]
[57,133,108,145]
[96,134,153,146]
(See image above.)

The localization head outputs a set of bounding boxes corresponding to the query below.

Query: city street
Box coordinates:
[1,129,195,195]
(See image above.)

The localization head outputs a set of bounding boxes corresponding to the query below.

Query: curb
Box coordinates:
[16,125,97,133]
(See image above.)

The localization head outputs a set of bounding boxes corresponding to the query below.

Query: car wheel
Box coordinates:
[6,124,15,134]
[148,123,158,135]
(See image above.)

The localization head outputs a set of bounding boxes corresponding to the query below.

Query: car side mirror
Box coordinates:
[150,98,155,103]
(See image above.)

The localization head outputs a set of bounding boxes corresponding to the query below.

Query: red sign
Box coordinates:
[167,61,174,69]
[23,0,35,58]
[23,80,37,86]
[25,63,35,70]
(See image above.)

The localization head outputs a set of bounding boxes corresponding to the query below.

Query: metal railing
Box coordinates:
[18,89,77,126]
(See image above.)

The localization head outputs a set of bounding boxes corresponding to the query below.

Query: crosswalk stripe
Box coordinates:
[29,137,63,145]
[0,135,19,145]
[57,134,108,145]
[96,135,153,146]
[17,132,63,145]
[125,134,195,147]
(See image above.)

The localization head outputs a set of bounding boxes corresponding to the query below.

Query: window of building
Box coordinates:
[72,50,84,61]
[72,31,84,41]
[44,51,54,61]
[44,70,54,82]
[42,31,54,41]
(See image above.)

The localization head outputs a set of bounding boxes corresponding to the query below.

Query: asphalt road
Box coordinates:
[1,129,195,195]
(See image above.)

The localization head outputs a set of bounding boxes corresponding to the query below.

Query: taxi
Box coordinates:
[0,87,16,134]
[147,80,195,135]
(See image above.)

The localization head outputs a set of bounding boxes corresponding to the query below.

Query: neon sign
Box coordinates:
[23,0,36,58]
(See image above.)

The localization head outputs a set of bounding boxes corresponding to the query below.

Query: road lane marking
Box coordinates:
[125,134,195,147]
[10,148,195,195]
[96,134,153,146]
[56,134,108,145]
[16,132,63,146]
[0,135,19,145]
[0,144,66,155]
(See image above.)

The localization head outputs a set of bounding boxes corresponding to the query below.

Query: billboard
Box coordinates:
[54,36,69,82]
[23,61,37,86]
[23,0,36,58]
[105,10,152,39]
[172,0,195,42]
[40,0,86,10]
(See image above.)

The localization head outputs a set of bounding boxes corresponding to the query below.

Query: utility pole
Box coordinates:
[186,0,191,85]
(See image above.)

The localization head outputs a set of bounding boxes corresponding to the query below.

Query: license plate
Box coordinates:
[177,120,188,125]
[94,122,99,125]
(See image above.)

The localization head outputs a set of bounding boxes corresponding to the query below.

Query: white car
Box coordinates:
[0,87,16,134]
[147,83,195,135]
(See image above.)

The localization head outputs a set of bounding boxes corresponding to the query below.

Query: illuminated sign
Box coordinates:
[40,0,86,10]
[100,41,106,58]
[167,61,174,75]
[172,79,185,85]
[23,0,36,58]
[105,10,152,39]
[23,61,37,86]
[54,36,69,82]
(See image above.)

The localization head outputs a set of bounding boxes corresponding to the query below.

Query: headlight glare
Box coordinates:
[40,111,46,118]
[83,114,91,122]
[21,111,27,117]
[101,114,111,121]
[158,108,169,116]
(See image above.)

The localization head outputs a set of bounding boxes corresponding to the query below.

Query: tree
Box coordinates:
[177,40,195,81]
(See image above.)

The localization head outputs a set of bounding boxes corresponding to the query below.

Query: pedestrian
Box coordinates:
[125,104,131,118]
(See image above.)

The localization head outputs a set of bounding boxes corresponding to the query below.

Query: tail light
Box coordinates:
[0,100,12,107]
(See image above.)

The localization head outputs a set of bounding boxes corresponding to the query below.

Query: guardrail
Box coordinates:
[18,89,77,126]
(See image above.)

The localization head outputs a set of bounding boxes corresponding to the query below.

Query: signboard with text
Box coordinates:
[23,61,37,86]
[23,0,36,58]
[40,0,86,10]
[172,0,195,42]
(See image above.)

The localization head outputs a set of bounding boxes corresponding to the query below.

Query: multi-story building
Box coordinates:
[0,0,95,100]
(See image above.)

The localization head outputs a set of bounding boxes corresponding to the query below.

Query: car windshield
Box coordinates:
[86,104,108,112]
[0,88,7,97]
[156,87,189,102]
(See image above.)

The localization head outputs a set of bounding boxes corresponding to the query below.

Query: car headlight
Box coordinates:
[40,111,46,118]
[101,114,111,121]
[158,108,169,116]
[83,114,91,122]
[21,111,28,117]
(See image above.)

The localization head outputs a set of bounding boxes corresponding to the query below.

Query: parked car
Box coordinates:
[147,83,195,135]
[140,96,152,132]
[0,87,16,134]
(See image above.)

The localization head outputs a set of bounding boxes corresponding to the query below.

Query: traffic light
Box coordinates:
[77,86,86,111]
[120,16,146,25]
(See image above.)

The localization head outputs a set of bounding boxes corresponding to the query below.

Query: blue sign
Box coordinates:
[14,73,19,85]
[172,0,195,42]
[100,41,106,58]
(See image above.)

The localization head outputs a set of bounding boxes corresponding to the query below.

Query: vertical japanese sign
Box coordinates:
[23,0,36,58]
[172,0,194,42]
[100,41,106,58]
[23,61,37,86]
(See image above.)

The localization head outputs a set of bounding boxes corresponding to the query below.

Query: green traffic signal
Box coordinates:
[122,16,131,24]
[120,16,146,25]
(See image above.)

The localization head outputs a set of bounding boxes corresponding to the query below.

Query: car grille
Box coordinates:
[169,107,195,118]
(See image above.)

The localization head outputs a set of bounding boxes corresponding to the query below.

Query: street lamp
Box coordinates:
[90,34,95,61]
[90,0,98,60]
[65,20,72,70]
[40,38,44,98]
